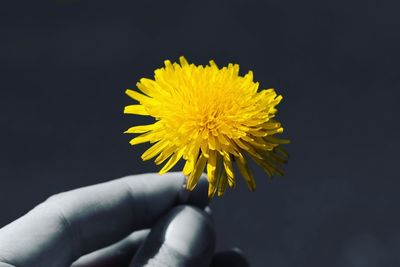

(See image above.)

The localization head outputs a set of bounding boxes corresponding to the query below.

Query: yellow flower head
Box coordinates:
[124,56,289,197]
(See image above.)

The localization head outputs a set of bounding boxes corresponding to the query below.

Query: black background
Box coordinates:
[1,0,399,266]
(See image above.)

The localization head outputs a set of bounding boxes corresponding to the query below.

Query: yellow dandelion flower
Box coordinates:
[124,56,289,197]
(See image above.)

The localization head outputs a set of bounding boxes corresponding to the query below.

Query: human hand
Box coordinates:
[0,172,248,267]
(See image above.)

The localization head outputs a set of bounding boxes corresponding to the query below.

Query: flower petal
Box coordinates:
[124,105,148,115]
[217,172,228,196]
[159,149,183,174]
[236,154,256,191]
[141,141,169,161]
[187,154,207,191]
[207,150,217,184]
[154,145,176,165]
[183,159,194,176]
[124,124,156,134]
[223,152,234,181]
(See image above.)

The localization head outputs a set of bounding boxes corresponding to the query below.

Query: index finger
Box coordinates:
[0,172,208,267]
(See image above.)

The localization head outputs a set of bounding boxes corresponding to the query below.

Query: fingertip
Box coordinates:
[204,206,212,215]
[186,174,209,208]
[177,172,209,208]
[163,206,215,258]
[130,205,216,267]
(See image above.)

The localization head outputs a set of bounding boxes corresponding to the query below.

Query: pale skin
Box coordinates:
[0,172,248,267]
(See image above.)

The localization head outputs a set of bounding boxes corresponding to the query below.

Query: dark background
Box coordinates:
[1,0,399,266]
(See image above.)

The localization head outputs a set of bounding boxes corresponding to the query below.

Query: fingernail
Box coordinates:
[164,206,215,258]
[231,247,244,254]
[204,206,212,215]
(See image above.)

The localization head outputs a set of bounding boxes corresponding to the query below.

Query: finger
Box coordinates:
[210,248,250,267]
[72,229,149,267]
[185,175,209,208]
[130,205,216,267]
[71,206,214,267]
[0,172,209,267]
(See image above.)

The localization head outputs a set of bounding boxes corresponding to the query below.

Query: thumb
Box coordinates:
[130,205,216,267]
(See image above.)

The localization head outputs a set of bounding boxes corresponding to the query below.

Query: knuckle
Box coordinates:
[34,197,81,258]
[45,192,67,203]
[34,196,74,239]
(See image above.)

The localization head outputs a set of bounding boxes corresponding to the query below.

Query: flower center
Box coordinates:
[198,109,222,133]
